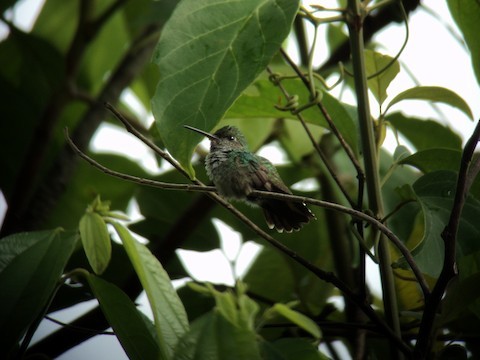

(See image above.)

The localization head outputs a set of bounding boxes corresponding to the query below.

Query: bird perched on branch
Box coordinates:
[185,125,315,232]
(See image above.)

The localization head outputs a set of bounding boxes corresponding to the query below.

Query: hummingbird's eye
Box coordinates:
[228,136,236,141]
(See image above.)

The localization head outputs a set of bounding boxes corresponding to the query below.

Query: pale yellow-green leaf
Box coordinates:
[79,212,111,275]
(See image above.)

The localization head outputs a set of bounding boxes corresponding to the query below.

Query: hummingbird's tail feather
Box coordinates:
[261,200,315,233]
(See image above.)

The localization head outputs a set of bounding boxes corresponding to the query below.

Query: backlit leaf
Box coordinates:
[79,212,111,275]
[386,86,473,120]
[364,50,400,106]
[270,303,321,339]
[112,222,189,358]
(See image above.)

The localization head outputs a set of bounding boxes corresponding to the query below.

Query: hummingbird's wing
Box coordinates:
[246,156,315,232]
[248,156,292,194]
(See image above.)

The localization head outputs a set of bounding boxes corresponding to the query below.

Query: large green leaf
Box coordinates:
[448,0,480,85]
[112,222,189,358]
[152,0,300,177]
[408,171,480,277]
[87,274,160,360]
[400,148,462,173]
[364,49,400,106]
[385,86,474,120]
[0,229,78,355]
[387,112,462,151]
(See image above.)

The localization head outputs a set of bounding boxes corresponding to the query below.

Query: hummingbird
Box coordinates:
[184,125,315,232]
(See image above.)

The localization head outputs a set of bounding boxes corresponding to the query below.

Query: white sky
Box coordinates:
[2,1,480,359]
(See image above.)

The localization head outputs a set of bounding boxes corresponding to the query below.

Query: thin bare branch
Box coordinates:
[65,125,429,299]
[267,66,356,207]
[280,48,365,183]
[67,110,412,354]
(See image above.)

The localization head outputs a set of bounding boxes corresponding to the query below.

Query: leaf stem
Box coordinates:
[280,48,365,182]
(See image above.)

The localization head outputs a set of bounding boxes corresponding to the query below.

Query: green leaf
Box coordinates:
[86,274,160,360]
[79,212,111,275]
[152,0,300,177]
[173,311,262,360]
[387,112,462,151]
[408,171,480,277]
[225,78,358,153]
[400,148,462,173]
[385,86,474,120]
[448,0,480,85]
[0,229,77,354]
[279,119,325,162]
[112,221,189,358]
[269,304,321,339]
[364,50,400,106]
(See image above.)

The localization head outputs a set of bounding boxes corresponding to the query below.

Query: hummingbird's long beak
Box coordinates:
[184,125,219,141]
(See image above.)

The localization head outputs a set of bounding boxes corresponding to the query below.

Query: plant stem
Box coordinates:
[346,0,402,358]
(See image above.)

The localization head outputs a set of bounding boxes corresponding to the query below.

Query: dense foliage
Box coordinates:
[1,0,480,359]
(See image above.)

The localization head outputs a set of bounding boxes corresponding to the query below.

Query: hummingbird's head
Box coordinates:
[184,125,248,151]
[210,126,248,151]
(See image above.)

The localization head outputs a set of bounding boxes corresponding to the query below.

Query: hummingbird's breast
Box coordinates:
[205,149,256,200]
